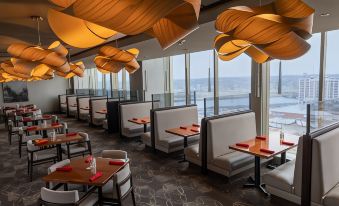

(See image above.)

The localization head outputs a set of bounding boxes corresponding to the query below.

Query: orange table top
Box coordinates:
[26,124,63,131]
[165,124,200,138]
[229,132,299,159]
[128,117,150,125]
[43,157,126,187]
[33,133,83,147]
[96,109,107,114]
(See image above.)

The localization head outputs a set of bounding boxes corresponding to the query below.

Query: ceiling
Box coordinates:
[1,0,339,64]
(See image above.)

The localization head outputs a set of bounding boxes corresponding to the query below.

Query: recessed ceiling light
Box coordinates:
[320,13,330,17]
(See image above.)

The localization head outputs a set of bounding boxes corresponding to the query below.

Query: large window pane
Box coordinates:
[322,30,339,125]
[218,54,252,114]
[171,54,186,105]
[269,33,321,136]
[190,50,214,118]
[105,74,111,92]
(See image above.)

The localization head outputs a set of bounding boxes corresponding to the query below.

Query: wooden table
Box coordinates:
[96,109,107,114]
[166,124,200,162]
[229,132,299,195]
[33,133,84,160]
[128,117,150,133]
[70,104,77,108]
[26,124,63,138]
[21,116,52,126]
[43,157,127,205]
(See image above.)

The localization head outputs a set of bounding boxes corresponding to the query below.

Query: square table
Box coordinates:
[229,132,299,195]
[128,117,150,133]
[96,109,107,115]
[80,107,90,111]
[26,123,63,138]
[165,124,200,162]
[33,133,84,160]
[43,157,127,206]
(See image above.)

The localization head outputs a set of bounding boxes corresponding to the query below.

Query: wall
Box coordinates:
[0,77,69,113]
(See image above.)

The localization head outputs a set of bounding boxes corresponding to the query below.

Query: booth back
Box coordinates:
[59,95,67,104]
[67,96,77,109]
[153,106,198,143]
[90,98,107,119]
[293,126,339,204]
[206,112,256,163]
[120,102,152,130]
[78,97,90,113]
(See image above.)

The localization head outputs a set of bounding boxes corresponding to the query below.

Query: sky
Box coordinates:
[172,31,339,79]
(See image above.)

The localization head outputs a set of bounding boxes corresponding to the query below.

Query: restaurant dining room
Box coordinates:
[1,0,339,206]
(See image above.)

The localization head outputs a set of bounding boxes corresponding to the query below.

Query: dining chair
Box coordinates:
[18,127,42,158]
[27,140,58,181]
[101,150,128,160]
[7,120,25,145]
[39,187,98,206]
[47,159,71,190]
[61,132,92,159]
[101,162,136,206]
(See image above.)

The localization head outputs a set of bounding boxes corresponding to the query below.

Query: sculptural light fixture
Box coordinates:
[0,16,85,82]
[94,46,140,74]
[214,0,315,63]
[48,0,201,49]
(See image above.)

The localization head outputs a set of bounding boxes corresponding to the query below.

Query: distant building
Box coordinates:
[298,76,339,102]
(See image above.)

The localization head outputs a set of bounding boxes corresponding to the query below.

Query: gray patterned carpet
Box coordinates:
[0,116,290,206]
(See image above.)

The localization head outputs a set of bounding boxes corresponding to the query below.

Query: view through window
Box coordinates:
[190,50,214,118]
[217,54,252,116]
[269,33,321,136]
[171,54,186,106]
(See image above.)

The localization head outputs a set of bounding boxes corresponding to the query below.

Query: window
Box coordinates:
[126,72,130,91]
[118,70,123,90]
[269,33,321,135]
[96,70,103,90]
[105,74,111,92]
[171,54,186,105]
[217,54,252,114]
[322,30,339,125]
[190,50,214,118]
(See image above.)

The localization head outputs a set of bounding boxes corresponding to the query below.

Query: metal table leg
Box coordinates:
[243,156,268,195]
[97,186,103,206]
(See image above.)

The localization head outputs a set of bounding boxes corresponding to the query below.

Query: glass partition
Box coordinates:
[203,94,251,118]
[152,92,196,110]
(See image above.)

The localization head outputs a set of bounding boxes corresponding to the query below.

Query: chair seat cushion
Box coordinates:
[323,183,339,206]
[159,135,199,148]
[262,160,295,193]
[29,152,57,161]
[184,144,199,159]
[211,151,254,172]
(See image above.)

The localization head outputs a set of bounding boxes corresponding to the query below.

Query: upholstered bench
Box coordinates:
[120,102,152,138]
[152,105,199,153]
[263,125,339,206]
[185,111,256,177]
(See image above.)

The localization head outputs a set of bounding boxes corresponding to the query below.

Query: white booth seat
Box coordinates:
[60,95,67,113]
[90,99,107,126]
[185,111,256,177]
[263,126,339,206]
[120,102,152,138]
[67,96,78,117]
[150,105,199,153]
[78,97,90,120]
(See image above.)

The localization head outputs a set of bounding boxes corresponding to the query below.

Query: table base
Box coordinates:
[243,176,269,196]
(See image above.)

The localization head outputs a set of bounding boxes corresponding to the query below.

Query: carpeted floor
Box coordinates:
[0,116,290,206]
